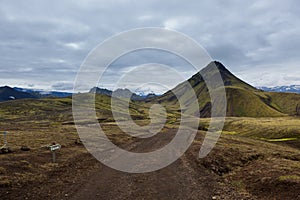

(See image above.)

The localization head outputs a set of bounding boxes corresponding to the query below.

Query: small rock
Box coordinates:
[74,139,82,145]
[0,147,12,154]
[261,177,272,183]
[20,146,30,151]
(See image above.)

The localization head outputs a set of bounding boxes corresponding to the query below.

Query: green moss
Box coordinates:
[231,180,245,190]
[266,138,298,142]
[222,131,237,135]
[278,175,300,182]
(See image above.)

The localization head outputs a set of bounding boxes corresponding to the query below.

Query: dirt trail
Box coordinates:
[72,157,216,200]
[70,133,225,200]
[1,131,255,200]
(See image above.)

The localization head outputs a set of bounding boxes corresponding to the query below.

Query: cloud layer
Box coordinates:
[1,0,300,92]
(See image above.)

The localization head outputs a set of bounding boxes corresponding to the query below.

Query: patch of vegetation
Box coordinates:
[0,167,6,175]
[231,180,245,190]
[0,178,11,188]
[278,175,300,182]
[221,117,300,147]
[265,138,298,142]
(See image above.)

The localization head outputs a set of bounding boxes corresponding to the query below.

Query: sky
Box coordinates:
[0,0,300,93]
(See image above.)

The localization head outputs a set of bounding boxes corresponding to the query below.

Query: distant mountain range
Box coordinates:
[258,85,300,93]
[89,87,157,101]
[13,87,72,98]
[0,86,72,102]
[0,86,38,101]
[0,86,157,102]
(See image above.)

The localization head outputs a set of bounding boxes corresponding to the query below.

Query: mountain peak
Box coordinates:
[202,61,232,75]
[1,86,13,90]
[211,61,229,71]
[199,61,257,90]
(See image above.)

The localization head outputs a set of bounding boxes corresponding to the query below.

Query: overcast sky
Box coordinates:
[1,0,300,93]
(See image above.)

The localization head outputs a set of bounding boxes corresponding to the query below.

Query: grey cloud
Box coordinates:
[51,82,74,91]
[0,0,300,92]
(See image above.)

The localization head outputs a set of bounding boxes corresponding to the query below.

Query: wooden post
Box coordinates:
[3,131,7,145]
[52,151,56,163]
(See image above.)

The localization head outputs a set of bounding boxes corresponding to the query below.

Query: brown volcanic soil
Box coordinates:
[1,120,300,199]
[0,128,251,200]
[70,131,235,200]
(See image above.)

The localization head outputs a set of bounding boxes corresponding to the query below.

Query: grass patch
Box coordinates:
[222,117,300,142]
[231,180,245,190]
[0,178,12,188]
[265,138,298,142]
[278,175,300,182]
[222,131,237,135]
[0,167,6,174]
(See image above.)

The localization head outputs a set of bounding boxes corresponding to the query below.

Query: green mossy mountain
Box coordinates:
[158,61,300,117]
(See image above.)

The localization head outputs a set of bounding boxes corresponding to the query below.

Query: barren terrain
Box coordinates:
[1,114,300,199]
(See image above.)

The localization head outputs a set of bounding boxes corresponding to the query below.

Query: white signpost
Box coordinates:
[49,144,61,163]
[1,131,8,149]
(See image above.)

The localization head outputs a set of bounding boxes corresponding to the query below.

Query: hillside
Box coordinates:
[158,61,300,117]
